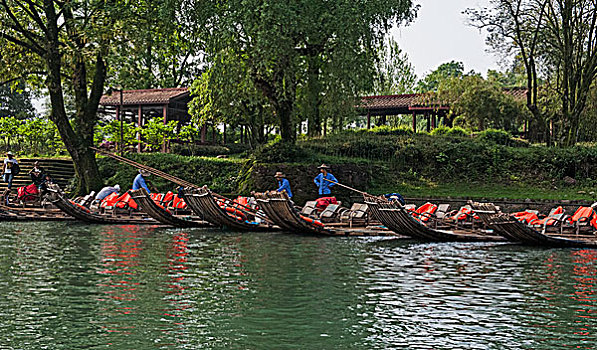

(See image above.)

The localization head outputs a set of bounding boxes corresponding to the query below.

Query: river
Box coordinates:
[0,222,595,349]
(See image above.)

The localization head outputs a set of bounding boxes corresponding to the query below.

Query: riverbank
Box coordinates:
[98,129,597,204]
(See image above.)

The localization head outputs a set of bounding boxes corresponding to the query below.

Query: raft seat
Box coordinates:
[339,203,369,227]
[561,207,597,234]
[300,201,318,217]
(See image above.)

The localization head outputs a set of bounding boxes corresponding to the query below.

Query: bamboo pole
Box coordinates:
[91,147,274,223]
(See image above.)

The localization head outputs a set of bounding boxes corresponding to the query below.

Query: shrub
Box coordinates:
[430,126,451,136]
[97,153,243,194]
[445,127,470,138]
[368,125,413,136]
[171,143,232,157]
[252,141,316,163]
[477,129,512,145]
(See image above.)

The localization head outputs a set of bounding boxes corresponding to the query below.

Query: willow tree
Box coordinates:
[196,0,418,142]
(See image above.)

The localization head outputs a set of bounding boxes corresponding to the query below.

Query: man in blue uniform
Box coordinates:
[132,169,151,194]
[313,164,337,196]
[274,171,293,198]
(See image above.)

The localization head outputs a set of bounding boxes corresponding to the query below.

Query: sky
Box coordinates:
[392,0,502,78]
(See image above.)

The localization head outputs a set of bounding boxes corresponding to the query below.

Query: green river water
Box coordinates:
[0,222,596,349]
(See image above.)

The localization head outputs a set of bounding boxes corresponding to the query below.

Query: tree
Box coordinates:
[0,0,131,193]
[189,48,274,147]
[197,0,418,142]
[468,0,597,146]
[417,61,465,92]
[372,38,418,95]
[107,0,205,89]
[440,75,529,131]
[0,82,35,119]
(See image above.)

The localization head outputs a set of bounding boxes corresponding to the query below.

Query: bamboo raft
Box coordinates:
[470,202,597,248]
[46,185,157,225]
[365,199,504,242]
[469,202,521,242]
[181,187,278,231]
[254,191,397,237]
[130,189,211,228]
[0,204,74,222]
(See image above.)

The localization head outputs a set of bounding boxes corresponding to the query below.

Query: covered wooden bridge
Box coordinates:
[358,88,528,132]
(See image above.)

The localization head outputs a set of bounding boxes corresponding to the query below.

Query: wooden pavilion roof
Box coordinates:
[359,87,528,115]
[99,87,189,106]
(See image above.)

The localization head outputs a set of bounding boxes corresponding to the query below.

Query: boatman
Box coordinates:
[313,164,337,197]
[274,171,293,198]
[132,169,151,194]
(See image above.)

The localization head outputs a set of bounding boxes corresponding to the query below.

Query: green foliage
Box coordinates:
[95,120,141,147]
[97,153,243,194]
[141,117,178,151]
[417,61,465,92]
[251,141,316,164]
[367,125,414,136]
[477,129,512,145]
[446,127,470,137]
[0,82,35,119]
[0,117,64,155]
[170,144,244,157]
[429,126,451,136]
[372,37,417,95]
[194,0,419,142]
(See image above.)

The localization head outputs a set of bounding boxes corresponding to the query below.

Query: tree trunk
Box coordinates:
[306,56,322,137]
[44,2,104,195]
[277,100,295,143]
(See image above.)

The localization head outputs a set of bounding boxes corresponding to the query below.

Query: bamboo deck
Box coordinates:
[181,187,278,231]
[0,204,74,222]
[130,189,210,228]
[365,199,504,242]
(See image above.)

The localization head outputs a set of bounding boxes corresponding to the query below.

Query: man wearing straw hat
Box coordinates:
[313,164,337,196]
[132,169,151,194]
[274,171,293,198]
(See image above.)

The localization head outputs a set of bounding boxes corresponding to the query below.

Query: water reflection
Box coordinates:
[0,223,596,349]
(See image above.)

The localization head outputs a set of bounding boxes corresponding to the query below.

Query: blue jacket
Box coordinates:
[132,174,150,194]
[314,173,337,195]
[276,178,293,198]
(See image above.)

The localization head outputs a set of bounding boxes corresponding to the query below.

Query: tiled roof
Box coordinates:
[360,88,528,110]
[100,88,189,106]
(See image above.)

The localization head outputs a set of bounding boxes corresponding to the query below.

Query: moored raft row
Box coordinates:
[365,198,504,242]
[46,184,157,225]
[254,191,398,237]
[470,202,597,248]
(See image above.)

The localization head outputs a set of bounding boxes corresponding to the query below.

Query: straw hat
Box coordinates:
[274,171,285,178]
[317,164,330,169]
[6,151,13,156]
[139,169,150,176]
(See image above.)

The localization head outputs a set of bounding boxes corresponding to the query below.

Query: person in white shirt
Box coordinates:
[2,151,19,190]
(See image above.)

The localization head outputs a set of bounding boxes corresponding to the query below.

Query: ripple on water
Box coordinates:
[0,223,595,349]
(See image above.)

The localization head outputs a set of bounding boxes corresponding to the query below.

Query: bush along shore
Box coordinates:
[98,127,597,205]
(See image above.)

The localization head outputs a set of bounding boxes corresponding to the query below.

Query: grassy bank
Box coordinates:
[97,128,597,203]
